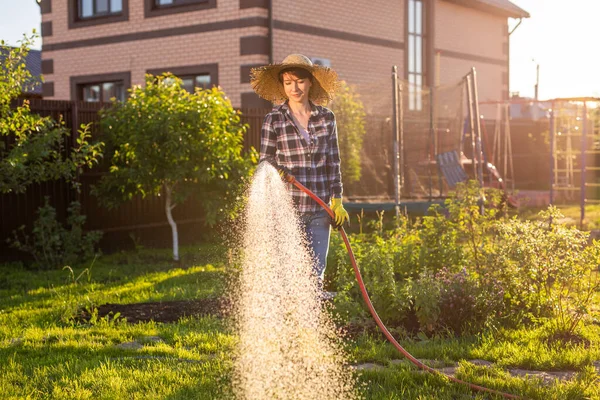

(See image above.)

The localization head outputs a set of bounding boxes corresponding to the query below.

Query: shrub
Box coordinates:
[483,206,600,334]
[329,81,366,185]
[8,197,102,269]
[330,181,598,337]
[1,35,104,194]
[403,267,505,335]
[94,74,256,261]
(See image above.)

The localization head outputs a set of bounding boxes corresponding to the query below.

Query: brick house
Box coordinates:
[38,0,529,109]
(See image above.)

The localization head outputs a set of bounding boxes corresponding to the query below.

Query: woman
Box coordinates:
[250,54,349,292]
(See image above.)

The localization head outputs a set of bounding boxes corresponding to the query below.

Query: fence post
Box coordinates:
[549,104,555,204]
[392,66,400,218]
[581,101,588,228]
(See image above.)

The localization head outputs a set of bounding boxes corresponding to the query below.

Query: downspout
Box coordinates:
[509,18,522,35]
[268,0,273,64]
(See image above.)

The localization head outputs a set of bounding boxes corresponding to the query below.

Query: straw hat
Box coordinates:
[250,54,340,105]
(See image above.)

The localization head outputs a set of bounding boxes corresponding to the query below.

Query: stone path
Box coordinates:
[352,358,598,385]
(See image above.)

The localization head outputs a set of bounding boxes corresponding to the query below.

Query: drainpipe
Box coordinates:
[509,18,522,36]
[268,0,273,64]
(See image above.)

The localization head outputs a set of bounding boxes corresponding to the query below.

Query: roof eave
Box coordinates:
[443,0,530,19]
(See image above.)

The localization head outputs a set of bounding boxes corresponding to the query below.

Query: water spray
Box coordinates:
[277,166,523,400]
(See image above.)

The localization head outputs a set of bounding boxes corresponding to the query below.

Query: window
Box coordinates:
[70,72,131,102]
[144,0,215,18]
[78,0,122,19]
[68,0,128,29]
[147,64,218,93]
[407,0,425,111]
[154,0,205,8]
[180,74,211,93]
[81,81,125,102]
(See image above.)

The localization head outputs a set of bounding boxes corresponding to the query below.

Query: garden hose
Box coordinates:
[280,171,523,400]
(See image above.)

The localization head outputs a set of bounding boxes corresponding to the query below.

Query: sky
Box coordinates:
[0,0,599,101]
[508,0,600,100]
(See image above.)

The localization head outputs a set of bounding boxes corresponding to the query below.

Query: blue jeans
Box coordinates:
[299,209,331,289]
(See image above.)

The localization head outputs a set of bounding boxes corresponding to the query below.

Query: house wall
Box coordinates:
[41,0,512,109]
[434,0,508,103]
[41,0,270,106]
[271,0,404,114]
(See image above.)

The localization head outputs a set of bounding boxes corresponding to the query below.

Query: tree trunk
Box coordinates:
[164,183,179,261]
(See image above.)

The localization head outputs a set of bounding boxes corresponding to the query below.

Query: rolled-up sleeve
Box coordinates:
[327,116,343,198]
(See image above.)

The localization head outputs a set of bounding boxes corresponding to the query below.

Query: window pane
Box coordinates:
[83,85,101,102]
[415,0,422,34]
[80,0,93,17]
[102,82,115,101]
[110,0,122,12]
[163,77,176,86]
[408,0,414,33]
[115,83,125,101]
[415,36,422,74]
[157,0,174,5]
[96,0,109,13]
[182,78,194,93]
[408,34,415,73]
[195,75,211,89]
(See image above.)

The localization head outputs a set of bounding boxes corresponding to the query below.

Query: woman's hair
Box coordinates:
[278,67,313,83]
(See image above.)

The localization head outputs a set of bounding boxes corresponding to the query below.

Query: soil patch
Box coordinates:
[78,298,227,324]
[544,331,591,348]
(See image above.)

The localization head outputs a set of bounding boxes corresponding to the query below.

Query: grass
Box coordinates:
[1,245,600,399]
[518,203,600,230]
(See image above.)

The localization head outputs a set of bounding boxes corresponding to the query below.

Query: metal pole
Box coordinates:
[399,79,405,201]
[506,104,515,192]
[581,101,588,228]
[549,104,555,204]
[427,89,433,201]
[392,66,400,218]
[471,68,484,188]
[430,88,442,197]
[465,74,476,181]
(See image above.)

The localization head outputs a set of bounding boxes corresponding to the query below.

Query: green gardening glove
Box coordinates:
[331,197,349,228]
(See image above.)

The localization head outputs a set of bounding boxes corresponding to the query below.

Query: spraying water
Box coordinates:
[231,163,358,400]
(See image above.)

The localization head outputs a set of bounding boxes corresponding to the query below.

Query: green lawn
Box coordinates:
[518,203,600,231]
[1,245,599,399]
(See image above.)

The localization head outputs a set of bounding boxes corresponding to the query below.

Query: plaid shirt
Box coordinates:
[259,101,343,214]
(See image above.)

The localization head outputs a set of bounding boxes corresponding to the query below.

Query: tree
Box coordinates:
[330,81,366,185]
[94,74,256,261]
[0,33,104,194]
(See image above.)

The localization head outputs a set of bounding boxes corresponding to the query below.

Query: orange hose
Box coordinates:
[284,173,523,399]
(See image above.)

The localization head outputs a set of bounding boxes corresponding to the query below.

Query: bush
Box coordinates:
[329,81,366,185]
[483,206,600,334]
[8,197,102,269]
[329,181,599,337]
[404,267,505,335]
[1,35,104,194]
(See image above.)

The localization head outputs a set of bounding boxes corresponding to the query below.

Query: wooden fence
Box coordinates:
[0,99,268,261]
[1,99,550,261]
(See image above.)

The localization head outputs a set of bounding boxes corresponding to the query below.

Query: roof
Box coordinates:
[0,47,42,95]
[443,0,530,19]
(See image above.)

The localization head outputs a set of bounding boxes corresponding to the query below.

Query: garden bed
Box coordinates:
[77,298,226,324]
